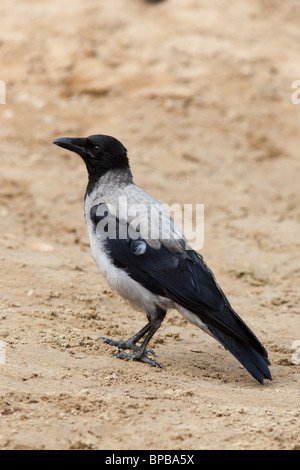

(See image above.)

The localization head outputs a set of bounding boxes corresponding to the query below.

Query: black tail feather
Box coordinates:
[208,325,272,384]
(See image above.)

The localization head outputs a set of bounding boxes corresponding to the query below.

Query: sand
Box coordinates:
[0,0,299,450]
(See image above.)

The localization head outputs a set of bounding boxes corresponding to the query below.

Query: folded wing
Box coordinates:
[91,204,271,383]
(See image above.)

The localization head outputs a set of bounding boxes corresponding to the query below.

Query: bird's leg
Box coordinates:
[98,322,154,354]
[114,322,162,367]
[109,309,167,367]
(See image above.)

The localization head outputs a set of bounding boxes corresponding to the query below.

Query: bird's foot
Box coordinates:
[98,336,155,355]
[113,349,162,368]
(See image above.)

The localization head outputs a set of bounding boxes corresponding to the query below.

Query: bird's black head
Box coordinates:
[53,134,132,194]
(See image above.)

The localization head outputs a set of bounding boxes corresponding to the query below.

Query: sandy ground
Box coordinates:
[0,0,299,450]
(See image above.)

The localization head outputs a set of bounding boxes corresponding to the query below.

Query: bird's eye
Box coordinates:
[89,142,102,157]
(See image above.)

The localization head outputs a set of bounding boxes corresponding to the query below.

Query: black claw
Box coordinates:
[114,350,161,368]
[97,336,160,367]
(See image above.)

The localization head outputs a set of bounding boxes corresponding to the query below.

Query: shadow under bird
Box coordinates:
[53,134,272,384]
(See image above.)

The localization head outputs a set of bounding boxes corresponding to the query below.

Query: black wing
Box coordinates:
[91,205,271,383]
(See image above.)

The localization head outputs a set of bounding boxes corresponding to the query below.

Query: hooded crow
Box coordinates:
[53,134,272,384]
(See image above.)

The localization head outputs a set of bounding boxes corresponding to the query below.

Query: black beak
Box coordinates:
[53,137,89,159]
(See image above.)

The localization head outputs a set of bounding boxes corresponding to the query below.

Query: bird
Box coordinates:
[53,134,272,384]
